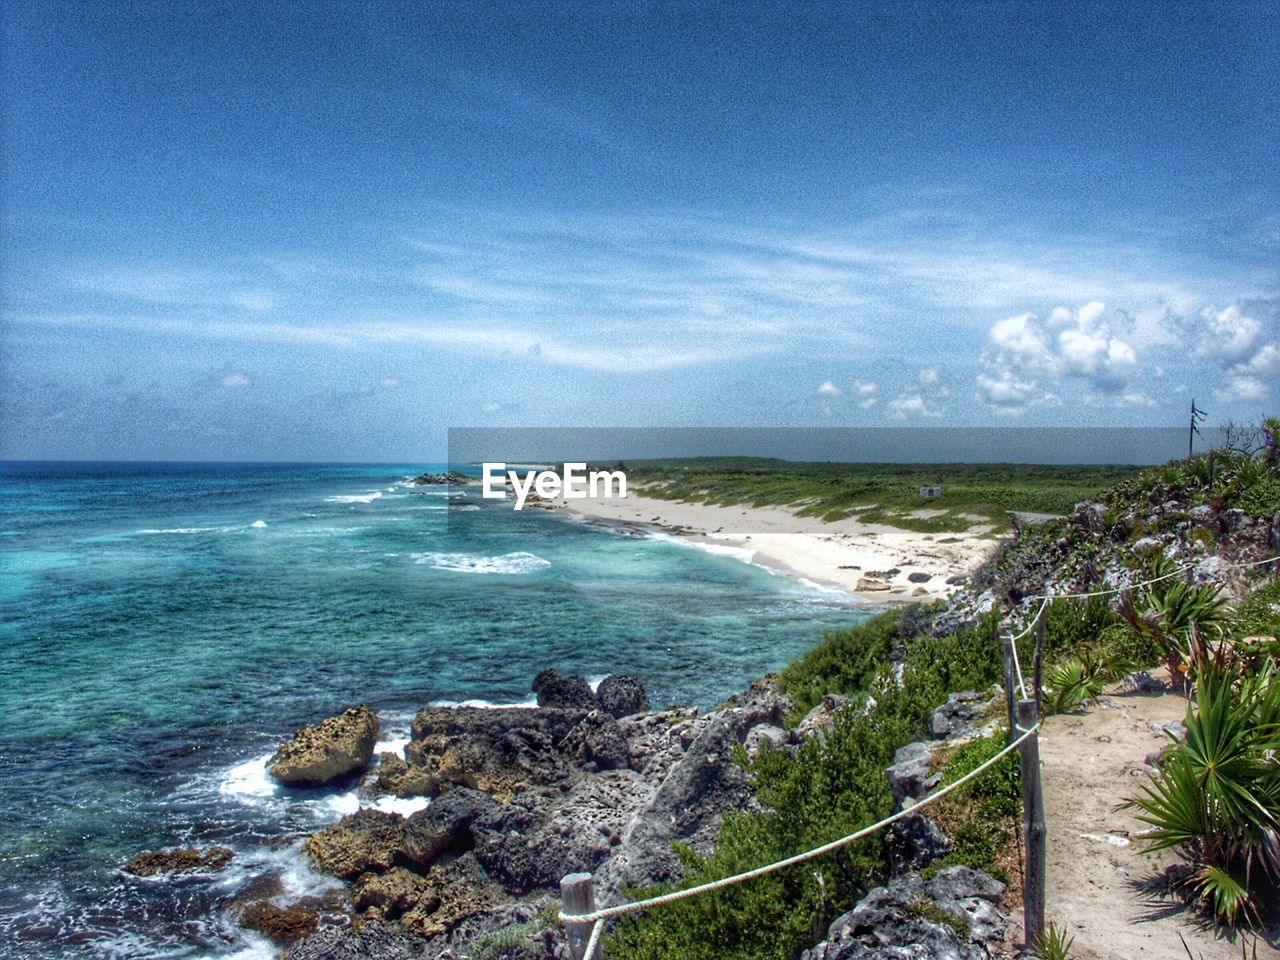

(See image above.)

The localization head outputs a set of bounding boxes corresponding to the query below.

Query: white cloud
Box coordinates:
[977,301,1139,411]
[888,393,943,419]
[1197,302,1279,402]
[220,372,251,388]
[1197,305,1263,364]
[816,381,843,397]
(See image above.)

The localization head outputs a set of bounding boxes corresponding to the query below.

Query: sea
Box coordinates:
[0,461,873,959]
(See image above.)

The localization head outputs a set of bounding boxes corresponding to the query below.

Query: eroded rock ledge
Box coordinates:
[271,675,1005,958]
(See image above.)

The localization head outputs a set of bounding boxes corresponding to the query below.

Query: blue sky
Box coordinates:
[2,1,1277,460]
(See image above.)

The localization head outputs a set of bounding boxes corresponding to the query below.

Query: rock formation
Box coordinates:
[269,705,379,787]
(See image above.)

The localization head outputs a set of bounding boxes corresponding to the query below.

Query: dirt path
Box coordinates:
[1038,686,1267,960]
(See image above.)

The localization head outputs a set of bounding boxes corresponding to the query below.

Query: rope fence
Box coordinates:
[561,721,1043,957]
[558,549,1278,958]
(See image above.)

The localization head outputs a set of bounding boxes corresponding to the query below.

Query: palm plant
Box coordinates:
[1117,557,1229,687]
[1125,665,1280,927]
[1044,652,1108,714]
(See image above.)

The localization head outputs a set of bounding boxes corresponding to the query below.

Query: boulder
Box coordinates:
[236,899,318,946]
[743,723,787,758]
[907,572,933,584]
[531,669,598,710]
[802,866,1006,960]
[124,846,234,877]
[1222,508,1250,534]
[855,577,892,592]
[304,809,405,880]
[352,866,433,920]
[596,674,651,717]
[269,706,379,787]
[406,706,585,801]
[393,855,504,938]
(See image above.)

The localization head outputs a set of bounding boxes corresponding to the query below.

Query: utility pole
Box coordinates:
[1189,399,1206,459]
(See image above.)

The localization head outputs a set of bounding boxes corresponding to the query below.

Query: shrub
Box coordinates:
[609,611,1007,960]
[1125,665,1280,928]
[927,733,1021,881]
[1239,477,1280,518]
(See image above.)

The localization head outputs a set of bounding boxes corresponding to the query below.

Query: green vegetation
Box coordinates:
[609,425,1280,953]
[607,612,1005,960]
[907,897,971,938]
[617,458,1143,533]
[1125,663,1280,928]
[926,734,1021,881]
[1041,921,1077,960]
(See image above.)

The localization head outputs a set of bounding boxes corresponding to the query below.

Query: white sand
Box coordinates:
[555,490,1004,603]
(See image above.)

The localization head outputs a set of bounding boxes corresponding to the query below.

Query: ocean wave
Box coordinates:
[136,526,226,535]
[410,551,550,575]
[325,491,383,504]
[429,695,539,709]
[647,531,758,564]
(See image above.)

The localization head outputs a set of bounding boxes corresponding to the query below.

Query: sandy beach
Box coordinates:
[556,489,1006,603]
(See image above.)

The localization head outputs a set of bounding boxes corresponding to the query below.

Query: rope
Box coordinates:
[558,552,1276,943]
[1023,553,1277,603]
[560,721,1041,929]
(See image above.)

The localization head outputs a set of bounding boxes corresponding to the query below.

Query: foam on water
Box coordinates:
[325,491,383,504]
[410,551,550,574]
[645,531,758,564]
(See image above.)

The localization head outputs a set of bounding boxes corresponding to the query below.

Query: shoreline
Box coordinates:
[552,489,1006,604]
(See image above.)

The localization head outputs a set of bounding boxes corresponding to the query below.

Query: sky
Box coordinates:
[2,0,1277,461]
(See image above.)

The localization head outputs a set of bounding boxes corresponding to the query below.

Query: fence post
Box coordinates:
[1001,631,1016,743]
[562,872,601,960]
[1016,698,1046,952]
[1033,604,1046,712]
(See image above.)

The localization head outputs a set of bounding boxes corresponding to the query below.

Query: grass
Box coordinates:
[603,458,1144,533]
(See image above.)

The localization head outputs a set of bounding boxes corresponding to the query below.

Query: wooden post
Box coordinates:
[1033,604,1046,712]
[562,872,601,960]
[1001,631,1016,743]
[1017,698,1046,952]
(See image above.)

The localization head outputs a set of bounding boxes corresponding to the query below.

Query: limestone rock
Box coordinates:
[236,899,318,946]
[360,752,435,799]
[269,706,379,787]
[124,847,234,877]
[531,669,598,710]
[886,813,951,875]
[304,809,405,880]
[406,706,585,801]
[802,866,1006,960]
[557,711,631,771]
[285,920,429,960]
[929,691,991,741]
[886,741,940,809]
[596,674,651,717]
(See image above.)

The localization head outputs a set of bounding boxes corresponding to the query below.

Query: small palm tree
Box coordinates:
[1125,665,1280,928]
[1117,558,1229,687]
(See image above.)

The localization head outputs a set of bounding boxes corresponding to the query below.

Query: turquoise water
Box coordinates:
[0,462,873,958]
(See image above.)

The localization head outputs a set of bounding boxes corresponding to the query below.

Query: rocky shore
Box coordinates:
[123,668,1009,959]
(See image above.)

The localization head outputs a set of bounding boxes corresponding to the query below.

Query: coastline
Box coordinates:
[555,489,1006,603]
